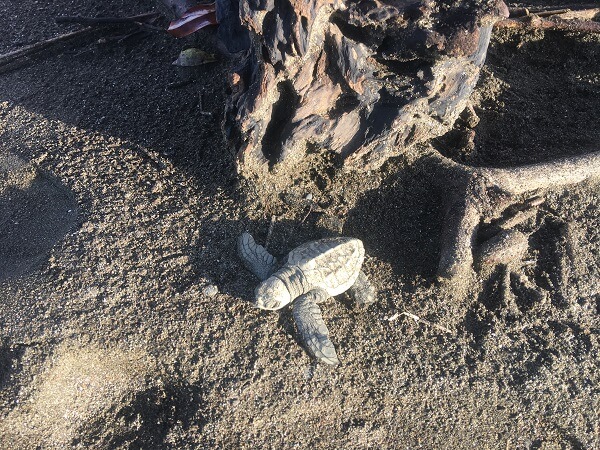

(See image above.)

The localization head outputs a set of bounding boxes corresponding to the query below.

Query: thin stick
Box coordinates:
[55,12,160,26]
[300,204,313,224]
[198,90,212,116]
[509,5,600,18]
[550,9,600,20]
[535,9,570,18]
[116,30,148,43]
[166,78,194,89]
[133,21,166,33]
[264,215,277,250]
[496,12,600,34]
[0,27,95,68]
[388,311,452,334]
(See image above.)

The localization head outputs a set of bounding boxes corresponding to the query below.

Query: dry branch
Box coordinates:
[0,27,95,68]
[496,9,600,33]
[55,12,160,26]
[508,5,600,18]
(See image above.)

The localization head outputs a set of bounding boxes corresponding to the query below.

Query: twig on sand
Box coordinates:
[98,29,148,44]
[300,204,314,224]
[57,12,165,34]
[0,27,95,68]
[166,78,195,89]
[387,311,453,334]
[0,12,163,70]
[496,8,600,34]
[55,12,160,26]
[198,90,212,116]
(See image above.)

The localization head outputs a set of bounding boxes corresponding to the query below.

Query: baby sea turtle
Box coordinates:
[238,232,376,365]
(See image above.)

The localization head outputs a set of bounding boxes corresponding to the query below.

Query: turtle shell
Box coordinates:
[286,237,364,296]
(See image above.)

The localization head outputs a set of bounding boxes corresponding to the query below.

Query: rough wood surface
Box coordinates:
[432,150,600,279]
[221,0,509,178]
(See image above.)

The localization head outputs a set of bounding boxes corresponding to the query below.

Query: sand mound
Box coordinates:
[0,345,171,449]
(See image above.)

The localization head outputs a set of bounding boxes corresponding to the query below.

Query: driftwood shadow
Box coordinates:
[344,161,445,281]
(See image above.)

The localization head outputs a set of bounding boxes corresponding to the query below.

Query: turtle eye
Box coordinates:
[265,298,280,310]
[255,296,280,310]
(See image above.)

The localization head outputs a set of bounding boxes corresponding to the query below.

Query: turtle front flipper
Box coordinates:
[292,289,340,366]
[347,270,376,305]
[238,232,278,281]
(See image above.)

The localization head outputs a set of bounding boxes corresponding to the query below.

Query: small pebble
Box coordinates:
[303,365,315,380]
[202,284,219,297]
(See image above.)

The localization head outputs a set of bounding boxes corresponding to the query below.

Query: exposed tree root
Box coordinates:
[430,151,600,280]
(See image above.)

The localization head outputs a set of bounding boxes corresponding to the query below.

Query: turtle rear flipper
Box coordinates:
[238,232,278,281]
[292,289,340,366]
[348,270,376,305]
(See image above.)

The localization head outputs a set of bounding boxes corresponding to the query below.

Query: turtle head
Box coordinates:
[254,277,291,310]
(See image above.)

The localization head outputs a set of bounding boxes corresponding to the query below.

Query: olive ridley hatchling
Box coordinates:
[238,232,376,365]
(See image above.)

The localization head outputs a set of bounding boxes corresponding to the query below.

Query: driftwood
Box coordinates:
[0,11,165,71]
[496,8,600,33]
[0,28,95,69]
[55,12,160,26]
[221,0,510,177]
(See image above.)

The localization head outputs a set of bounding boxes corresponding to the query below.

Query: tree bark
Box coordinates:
[219,0,509,181]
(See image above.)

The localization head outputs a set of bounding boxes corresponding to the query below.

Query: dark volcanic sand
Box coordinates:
[0,1,598,448]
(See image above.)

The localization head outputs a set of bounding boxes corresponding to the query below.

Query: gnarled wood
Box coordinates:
[221,0,509,179]
[432,150,600,280]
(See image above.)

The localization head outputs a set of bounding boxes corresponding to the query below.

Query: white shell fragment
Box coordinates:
[202,284,219,297]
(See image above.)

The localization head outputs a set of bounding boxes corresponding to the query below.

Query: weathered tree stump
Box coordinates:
[217,0,600,281]
[221,0,509,179]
